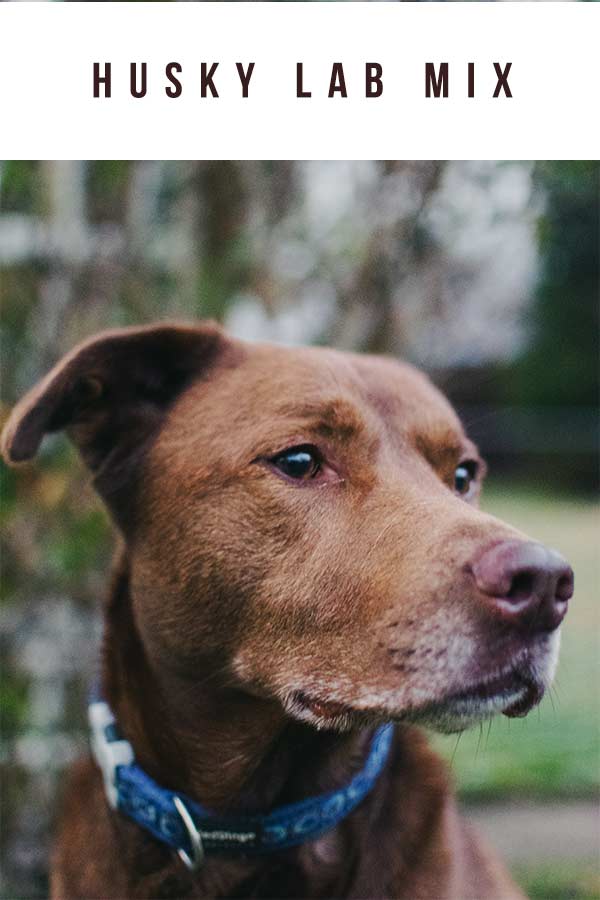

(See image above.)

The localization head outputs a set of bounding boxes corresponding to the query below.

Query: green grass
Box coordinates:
[435,479,600,801]
[515,861,600,900]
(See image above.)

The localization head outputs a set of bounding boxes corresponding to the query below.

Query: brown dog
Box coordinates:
[2,322,573,899]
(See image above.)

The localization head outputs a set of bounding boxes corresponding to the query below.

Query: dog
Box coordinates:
[2,321,573,899]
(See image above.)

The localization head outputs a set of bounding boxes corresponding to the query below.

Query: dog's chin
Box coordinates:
[409,632,562,733]
[403,669,545,734]
[282,635,560,734]
[285,672,545,734]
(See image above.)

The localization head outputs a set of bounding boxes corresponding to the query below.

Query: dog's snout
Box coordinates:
[471,539,573,632]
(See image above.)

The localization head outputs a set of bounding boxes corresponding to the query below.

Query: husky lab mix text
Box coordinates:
[93,61,513,99]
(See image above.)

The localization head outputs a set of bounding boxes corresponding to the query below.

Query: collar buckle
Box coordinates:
[173,796,205,870]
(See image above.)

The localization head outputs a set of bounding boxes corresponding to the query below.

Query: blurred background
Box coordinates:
[0,160,598,899]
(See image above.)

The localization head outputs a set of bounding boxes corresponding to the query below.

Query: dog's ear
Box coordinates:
[1,321,232,476]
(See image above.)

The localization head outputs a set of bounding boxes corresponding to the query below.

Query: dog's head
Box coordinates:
[2,322,573,733]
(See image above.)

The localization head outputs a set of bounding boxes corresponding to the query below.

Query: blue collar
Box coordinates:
[89,699,393,871]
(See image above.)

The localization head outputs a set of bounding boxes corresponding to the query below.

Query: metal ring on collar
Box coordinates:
[173,796,205,871]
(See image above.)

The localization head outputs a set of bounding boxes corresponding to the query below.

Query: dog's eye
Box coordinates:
[454,462,478,496]
[271,445,322,481]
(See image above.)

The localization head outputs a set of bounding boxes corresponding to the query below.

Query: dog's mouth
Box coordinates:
[293,692,351,722]
[411,668,544,732]
[499,674,544,718]
[287,667,545,733]
[444,668,543,717]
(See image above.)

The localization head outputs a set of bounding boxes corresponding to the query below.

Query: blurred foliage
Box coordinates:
[0,162,43,214]
[0,674,29,738]
[512,161,599,409]
[441,161,599,492]
[86,160,131,223]
[1,441,111,608]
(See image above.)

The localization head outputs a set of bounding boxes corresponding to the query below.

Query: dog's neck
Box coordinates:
[102,553,376,814]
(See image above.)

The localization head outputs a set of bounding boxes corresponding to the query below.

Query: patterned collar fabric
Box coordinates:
[89,698,394,868]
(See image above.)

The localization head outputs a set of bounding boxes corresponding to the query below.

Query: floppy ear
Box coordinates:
[1,321,232,479]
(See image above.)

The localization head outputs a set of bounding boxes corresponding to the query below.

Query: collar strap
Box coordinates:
[89,700,393,870]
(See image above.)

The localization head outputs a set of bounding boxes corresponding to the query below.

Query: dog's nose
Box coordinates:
[471,540,573,632]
